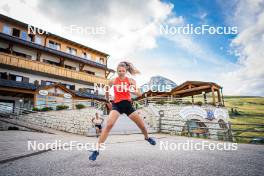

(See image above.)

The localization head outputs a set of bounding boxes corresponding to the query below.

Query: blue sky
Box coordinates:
[163,0,238,62]
[0,0,263,96]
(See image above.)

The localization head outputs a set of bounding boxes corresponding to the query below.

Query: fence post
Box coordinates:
[158,116,161,133]
[227,122,233,142]
[187,120,191,137]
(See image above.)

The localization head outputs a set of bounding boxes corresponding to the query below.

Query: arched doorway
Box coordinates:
[182,119,209,137]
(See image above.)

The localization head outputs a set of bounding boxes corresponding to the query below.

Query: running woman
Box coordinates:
[91,112,104,138]
[89,61,156,161]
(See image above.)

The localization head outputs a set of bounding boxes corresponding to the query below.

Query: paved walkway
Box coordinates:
[0,131,263,176]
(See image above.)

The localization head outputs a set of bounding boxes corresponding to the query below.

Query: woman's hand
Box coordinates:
[129,78,142,97]
[106,102,112,110]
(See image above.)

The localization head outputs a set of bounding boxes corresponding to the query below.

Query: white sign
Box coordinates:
[39,90,48,96]
[64,93,72,99]
[179,106,207,119]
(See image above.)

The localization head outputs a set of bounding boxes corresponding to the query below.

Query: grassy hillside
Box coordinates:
[224,96,264,143]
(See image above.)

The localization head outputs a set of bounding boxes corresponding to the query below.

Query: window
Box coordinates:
[86,53,91,59]
[12,28,20,37]
[13,51,32,59]
[9,74,23,82]
[82,52,87,59]
[41,80,55,86]
[35,36,42,45]
[48,40,61,50]
[45,81,55,86]
[95,57,100,63]
[43,59,60,66]
[82,52,92,60]
[3,25,11,35]
[100,58,104,64]
[84,70,95,75]
[16,76,22,82]
[66,47,77,55]
[22,77,29,83]
[0,72,8,79]
[70,85,75,90]
[62,83,75,90]
[65,65,76,70]
[79,88,94,94]
[21,31,28,40]
[82,52,94,60]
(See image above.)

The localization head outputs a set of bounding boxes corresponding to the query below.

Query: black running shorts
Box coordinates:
[111,100,136,116]
[95,124,102,129]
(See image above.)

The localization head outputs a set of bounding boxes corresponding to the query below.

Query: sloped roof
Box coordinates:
[135,80,222,100]
[0,79,106,101]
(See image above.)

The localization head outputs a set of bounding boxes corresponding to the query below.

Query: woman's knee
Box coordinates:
[105,122,114,131]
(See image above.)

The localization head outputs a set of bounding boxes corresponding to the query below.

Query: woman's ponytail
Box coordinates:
[117,61,140,75]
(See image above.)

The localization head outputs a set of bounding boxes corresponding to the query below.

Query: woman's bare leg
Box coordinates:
[128,112,149,139]
[95,127,99,137]
[96,110,120,150]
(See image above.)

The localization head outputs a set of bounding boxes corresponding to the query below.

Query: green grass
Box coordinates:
[224,96,264,143]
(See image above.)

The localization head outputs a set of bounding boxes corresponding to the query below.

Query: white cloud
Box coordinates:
[0,0,177,59]
[34,0,177,61]
[220,0,264,96]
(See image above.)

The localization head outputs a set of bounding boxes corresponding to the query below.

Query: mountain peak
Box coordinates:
[141,75,177,93]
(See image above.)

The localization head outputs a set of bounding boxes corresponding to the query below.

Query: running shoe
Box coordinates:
[89,150,99,161]
[145,137,156,145]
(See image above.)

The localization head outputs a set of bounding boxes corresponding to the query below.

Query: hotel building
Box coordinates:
[0,14,113,111]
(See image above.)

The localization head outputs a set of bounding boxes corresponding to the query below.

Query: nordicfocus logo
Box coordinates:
[159,140,238,151]
[94,83,173,93]
[160,24,238,35]
[27,140,105,151]
[27,24,106,36]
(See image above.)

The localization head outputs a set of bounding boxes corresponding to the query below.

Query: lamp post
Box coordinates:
[19,98,23,115]
[202,91,207,104]
[144,93,148,106]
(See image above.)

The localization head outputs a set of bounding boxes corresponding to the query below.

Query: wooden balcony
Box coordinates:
[0,53,108,85]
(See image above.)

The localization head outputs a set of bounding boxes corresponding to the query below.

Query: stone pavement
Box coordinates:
[0,131,263,176]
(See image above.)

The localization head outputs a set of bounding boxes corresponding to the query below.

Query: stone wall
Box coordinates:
[11,104,229,138]
[139,104,230,139]
[16,107,104,135]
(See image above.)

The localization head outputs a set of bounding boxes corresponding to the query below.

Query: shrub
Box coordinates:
[195,101,203,106]
[170,100,181,105]
[32,107,40,111]
[184,101,192,105]
[75,104,85,109]
[41,107,53,111]
[56,105,69,110]
[156,100,165,105]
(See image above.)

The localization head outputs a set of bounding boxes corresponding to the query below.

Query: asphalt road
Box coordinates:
[0,131,263,176]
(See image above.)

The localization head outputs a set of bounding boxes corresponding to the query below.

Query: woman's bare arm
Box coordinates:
[105,79,114,102]
[129,78,142,97]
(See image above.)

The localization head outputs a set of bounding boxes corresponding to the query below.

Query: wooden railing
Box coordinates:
[135,96,224,107]
[0,53,108,85]
[160,118,264,144]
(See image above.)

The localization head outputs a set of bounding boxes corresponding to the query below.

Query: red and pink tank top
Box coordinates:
[113,76,131,103]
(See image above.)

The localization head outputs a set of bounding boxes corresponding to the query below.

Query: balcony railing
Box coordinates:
[0,53,108,85]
